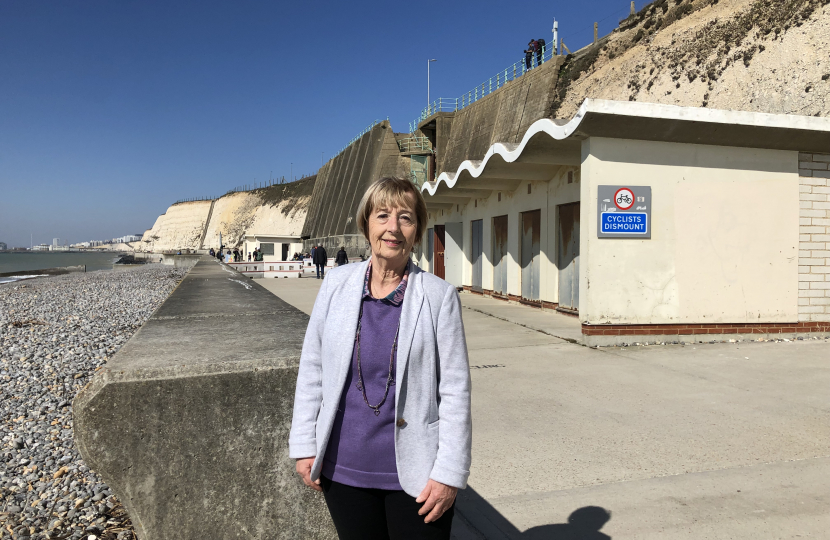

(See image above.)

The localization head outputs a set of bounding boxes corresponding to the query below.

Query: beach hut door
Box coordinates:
[492,215,508,295]
[521,210,541,301]
[471,220,483,291]
[557,202,580,312]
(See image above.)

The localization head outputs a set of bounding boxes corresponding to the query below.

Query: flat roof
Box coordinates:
[422,99,830,197]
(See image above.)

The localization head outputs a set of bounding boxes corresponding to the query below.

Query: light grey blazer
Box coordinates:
[289,259,472,497]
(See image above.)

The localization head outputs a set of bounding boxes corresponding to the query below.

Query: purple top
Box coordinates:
[322,260,410,490]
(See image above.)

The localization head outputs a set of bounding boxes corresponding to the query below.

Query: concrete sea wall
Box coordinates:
[73,258,336,540]
[301,121,409,255]
[432,56,565,175]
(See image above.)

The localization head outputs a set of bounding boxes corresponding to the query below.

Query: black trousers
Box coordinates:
[321,476,454,540]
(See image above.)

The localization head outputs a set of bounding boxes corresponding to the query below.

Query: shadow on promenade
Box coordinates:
[458,485,612,539]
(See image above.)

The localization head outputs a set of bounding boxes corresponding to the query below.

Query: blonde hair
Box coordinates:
[357,177,428,244]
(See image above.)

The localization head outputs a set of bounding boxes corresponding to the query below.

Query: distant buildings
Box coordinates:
[113,235,142,243]
[0,242,7,251]
[23,233,144,251]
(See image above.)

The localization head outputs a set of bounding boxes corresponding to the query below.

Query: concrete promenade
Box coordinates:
[258,277,830,539]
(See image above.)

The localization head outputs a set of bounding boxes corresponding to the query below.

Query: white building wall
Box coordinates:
[580,137,799,325]
[425,167,581,303]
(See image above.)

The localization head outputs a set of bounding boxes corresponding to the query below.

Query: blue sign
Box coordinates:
[600,212,648,234]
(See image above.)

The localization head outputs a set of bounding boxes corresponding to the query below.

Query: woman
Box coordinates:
[290,177,471,539]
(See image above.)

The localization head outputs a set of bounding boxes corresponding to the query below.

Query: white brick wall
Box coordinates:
[798,152,830,322]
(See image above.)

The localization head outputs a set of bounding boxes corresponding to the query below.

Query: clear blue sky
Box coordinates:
[0,0,643,248]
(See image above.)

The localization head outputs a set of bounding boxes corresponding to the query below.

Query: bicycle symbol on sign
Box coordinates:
[613,187,635,210]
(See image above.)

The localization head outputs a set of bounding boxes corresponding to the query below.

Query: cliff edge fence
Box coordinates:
[422,55,566,176]
[73,258,336,540]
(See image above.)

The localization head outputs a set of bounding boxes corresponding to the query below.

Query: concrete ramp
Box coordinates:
[73,258,336,540]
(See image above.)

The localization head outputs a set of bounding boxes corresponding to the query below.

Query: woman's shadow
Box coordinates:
[521,506,612,540]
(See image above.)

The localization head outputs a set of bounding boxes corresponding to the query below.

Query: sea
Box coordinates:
[0,252,125,284]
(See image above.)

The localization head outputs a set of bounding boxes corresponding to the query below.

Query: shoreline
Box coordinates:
[0,265,188,539]
[0,265,88,285]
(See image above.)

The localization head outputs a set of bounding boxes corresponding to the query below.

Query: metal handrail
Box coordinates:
[335,117,389,157]
[409,44,557,132]
[397,136,432,153]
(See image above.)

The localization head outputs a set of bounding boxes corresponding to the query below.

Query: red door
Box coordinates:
[434,225,445,280]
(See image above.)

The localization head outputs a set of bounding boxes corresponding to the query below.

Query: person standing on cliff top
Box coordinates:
[536,37,545,65]
[525,40,535,69]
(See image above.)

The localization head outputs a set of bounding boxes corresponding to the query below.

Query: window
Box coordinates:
[260,243,275,255]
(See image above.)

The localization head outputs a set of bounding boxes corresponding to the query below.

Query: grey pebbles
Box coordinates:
[0,265,186,539]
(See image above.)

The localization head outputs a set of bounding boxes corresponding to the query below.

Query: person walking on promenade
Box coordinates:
[311,244,317,261]
[335,246,348,266]
[536,37,545,65]
[290,176,472,539]
[313,244,328,279]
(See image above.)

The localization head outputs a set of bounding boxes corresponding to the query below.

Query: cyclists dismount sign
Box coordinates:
[597,185,651,239]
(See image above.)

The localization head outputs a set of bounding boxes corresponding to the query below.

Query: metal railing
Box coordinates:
[174,196,217,205]
[173,175,316,205]
[397,136,432,154]
[409,44,557,132]
[335,118,388,157]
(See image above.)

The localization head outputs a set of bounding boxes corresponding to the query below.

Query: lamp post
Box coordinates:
[428,59,437,111]
[552,18,558,55]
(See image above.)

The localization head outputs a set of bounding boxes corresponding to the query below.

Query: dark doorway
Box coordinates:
[281,243,289,261]
[471,220,483,291]
[557,202,580,312]
[520,210,541,301]
[433,225,445,280]
[492,215,508,295]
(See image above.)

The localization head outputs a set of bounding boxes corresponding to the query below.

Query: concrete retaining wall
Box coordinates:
[302,121,409,256]
[73,258,336,540]
[433,56,564,176]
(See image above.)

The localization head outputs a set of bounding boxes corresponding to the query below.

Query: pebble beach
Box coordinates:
[0,265,187,540]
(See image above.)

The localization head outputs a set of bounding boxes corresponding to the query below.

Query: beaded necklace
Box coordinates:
[354,300,401,416]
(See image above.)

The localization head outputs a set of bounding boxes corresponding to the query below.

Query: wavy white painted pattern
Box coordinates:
[420,100,589,196]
